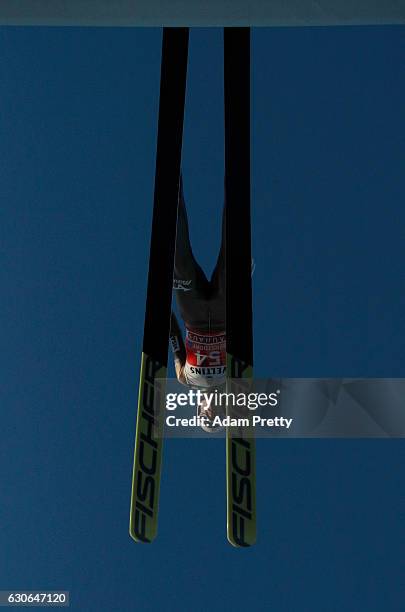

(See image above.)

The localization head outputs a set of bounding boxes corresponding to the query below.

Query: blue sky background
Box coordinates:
[0,26,404,611]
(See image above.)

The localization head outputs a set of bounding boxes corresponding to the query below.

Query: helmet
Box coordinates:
[197,388,225,433]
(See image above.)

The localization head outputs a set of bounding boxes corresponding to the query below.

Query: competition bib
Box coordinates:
[184,328,226,387]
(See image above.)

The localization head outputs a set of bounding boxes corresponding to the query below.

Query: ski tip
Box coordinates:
[129,520,157,544]
[226,528,256,548]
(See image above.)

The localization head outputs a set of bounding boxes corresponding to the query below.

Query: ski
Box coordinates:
[224,27,257,547]
[130,28,189,543]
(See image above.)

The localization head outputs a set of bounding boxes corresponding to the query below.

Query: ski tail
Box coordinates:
[224,27,256,547]
[129,28,189,543]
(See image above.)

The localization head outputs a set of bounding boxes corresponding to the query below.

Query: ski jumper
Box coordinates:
[170,176,226,387]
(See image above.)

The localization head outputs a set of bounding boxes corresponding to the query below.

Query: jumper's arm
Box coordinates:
[169,312,188,386]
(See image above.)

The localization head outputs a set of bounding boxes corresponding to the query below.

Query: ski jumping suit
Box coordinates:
[170,176,226,387]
